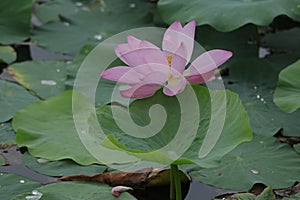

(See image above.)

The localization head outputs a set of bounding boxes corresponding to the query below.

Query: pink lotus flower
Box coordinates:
[100,20,232,98]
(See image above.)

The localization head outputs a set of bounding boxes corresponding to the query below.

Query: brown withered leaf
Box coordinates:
[59,168,190,189]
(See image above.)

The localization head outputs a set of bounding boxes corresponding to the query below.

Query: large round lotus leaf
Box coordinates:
[12,91,99,165]
[0,123,15,145]
[190,135,300,190]
[8,60,68,99]
[0,173,41,200]
[11,182,136,200]
[0,0,33,44]
[223,58,300,136]
[0,46,16,64]
[32,0,155,55]
[96,85,252,168]
[157,0,300,32]
[22,152,106,176]
[274,59,300,113]
[0,80,39,123]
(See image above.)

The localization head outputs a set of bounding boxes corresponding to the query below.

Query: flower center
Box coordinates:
[166,55,173,67]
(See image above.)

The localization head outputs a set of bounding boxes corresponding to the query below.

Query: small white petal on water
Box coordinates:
[112,186,133,197]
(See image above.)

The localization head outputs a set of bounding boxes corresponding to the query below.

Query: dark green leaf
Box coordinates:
[190,135,300,190]
[158,0,300,32]
[0,122,15,145]
[0,173,41,200]
[32,0,155,55]
[223,58,300,136]
[0,46,16,64]
[0,0,33,44]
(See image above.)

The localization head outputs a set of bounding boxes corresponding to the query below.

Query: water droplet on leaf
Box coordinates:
[75,2,83,6]
[250,169,259,175]
[94,34,102,41]
[256,94,260,99]
[19,180,25,183]
[129,3,136,8]
[63,22,70,27]
[56,69,61,72]
[41,80,57,86]
[37,158,51,164]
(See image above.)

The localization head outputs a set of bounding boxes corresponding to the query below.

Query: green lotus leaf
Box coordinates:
[0,173,41,200]
[158,0,300,32]
[96,85,252,168]
[12,91,100,165]
[0,0,33,44]
[274,59,300,113]
[0,122,15,145]
[22,152,107,176]
[0,46,16,64]
[0,80,39,123]
[8,60,68,99]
